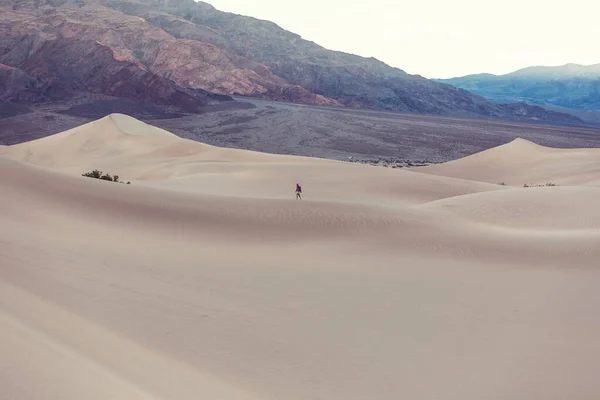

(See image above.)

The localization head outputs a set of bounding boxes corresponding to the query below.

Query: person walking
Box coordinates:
[295,183,302,200]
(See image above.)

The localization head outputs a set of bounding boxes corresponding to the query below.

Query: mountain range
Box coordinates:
[0,0,584,125]
[437,64,600,111]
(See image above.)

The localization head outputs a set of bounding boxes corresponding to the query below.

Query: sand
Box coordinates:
[418,137,600,186]
[2,114,600,400]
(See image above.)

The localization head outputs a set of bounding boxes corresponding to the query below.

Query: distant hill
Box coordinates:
[0,0,583,126]
[437,64,600,111]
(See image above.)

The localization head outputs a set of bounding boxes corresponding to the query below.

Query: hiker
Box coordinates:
[295,183,302,200]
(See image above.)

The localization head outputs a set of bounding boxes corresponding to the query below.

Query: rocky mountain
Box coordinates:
[0,0,584,125]
[437,64,600,111]
[0,0,335,108]
[0,1,233,113]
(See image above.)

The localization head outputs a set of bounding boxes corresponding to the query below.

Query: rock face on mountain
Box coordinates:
[0,0,232,112]
[438,64,600,111]
[0,0,584,124]
[0,0,335,108]
[0,63,68,103]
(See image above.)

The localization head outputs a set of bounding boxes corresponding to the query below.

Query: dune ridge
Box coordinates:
[2,115,600,400]
[418,137,600,186]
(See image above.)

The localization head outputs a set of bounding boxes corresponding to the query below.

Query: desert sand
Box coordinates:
[2,114,600,400]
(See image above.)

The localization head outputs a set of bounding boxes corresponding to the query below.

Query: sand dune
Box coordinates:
[422,185,600,230]
[418,138,600,186]
[5,114,316,174]
[2,115,600,400]
[3,114,502,205]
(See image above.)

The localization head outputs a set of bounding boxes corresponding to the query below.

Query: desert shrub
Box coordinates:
[523,182,558,188]
[82,170,128,184]
[82,169,103,179]
[499,182,506,186]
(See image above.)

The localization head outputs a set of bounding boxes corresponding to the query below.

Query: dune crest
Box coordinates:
[3,114,315,178]
[418,137,600,186]
[2,116,600,400]
[5,114,183,165]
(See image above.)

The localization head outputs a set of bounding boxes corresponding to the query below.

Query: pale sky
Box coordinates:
[203,0,600,78]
